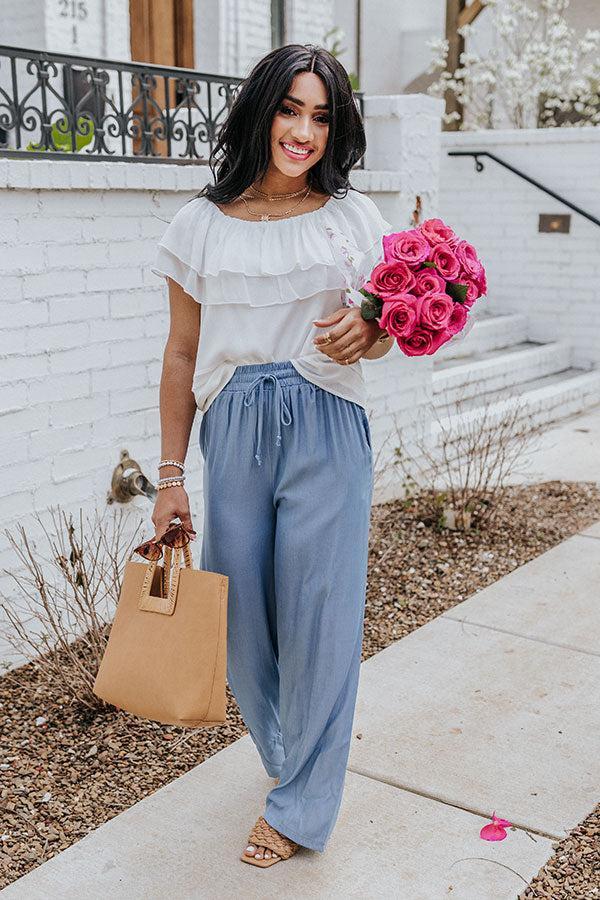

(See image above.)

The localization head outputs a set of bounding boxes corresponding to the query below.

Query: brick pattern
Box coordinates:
[439,129,600,370]
[0,0,44,48]
[286,0,334,45]
[221,0,335,79]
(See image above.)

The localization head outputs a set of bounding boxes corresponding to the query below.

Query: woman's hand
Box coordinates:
[312,307,384,364]
[151,486,196,544]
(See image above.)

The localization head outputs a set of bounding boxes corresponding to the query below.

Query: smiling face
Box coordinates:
[268,71,330,181]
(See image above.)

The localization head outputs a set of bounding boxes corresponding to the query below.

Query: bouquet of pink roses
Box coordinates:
[326,218,487,357]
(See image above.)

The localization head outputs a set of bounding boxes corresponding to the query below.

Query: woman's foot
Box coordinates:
[243,778,280,862]
[240,815,300,868]
[243,842,280,862]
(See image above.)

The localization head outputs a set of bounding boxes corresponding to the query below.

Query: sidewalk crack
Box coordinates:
[346,766,564,841]
[441,615,600,657]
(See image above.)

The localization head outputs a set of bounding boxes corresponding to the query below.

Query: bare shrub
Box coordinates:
[0,505,145,709]
[393,387,543,530]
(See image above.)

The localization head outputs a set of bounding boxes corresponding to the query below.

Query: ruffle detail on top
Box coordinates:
[150,189,393,307]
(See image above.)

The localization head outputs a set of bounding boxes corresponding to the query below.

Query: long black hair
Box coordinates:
[195,43,366,204]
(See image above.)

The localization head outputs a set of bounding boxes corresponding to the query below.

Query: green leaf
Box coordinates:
[422,261,438,269]
[446,281,468,303]
[360,295,382,321]
[359,286,379,302]
[358,288,382,320]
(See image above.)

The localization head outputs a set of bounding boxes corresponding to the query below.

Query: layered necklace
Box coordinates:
[240,182,312,221]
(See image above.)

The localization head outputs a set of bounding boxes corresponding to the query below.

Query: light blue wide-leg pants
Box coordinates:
[199,360,373,852]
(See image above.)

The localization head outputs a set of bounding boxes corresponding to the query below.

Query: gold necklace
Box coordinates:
[249,183,308,201]
[240,186,312,221]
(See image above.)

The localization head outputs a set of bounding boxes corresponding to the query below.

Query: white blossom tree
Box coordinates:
[427,0,600,130]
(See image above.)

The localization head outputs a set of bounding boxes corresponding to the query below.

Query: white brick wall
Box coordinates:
[221,0,336,78]
[1,0,129,59]
[0,0,45,49]
[287,0,334,45]
[363,94,444,225]
[439,128,600,369]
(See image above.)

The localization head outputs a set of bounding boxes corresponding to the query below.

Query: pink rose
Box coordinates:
[420,218,458,247]
[447,302,468,335]
[365,261,416,299]
[455,240,481,278]
[459,263,486,308]
[476,265,487,297]
[418,291,454,330]
[397,328,433,356]
[397,326,452,357]
[413,268,447,296]
[462,279,480,308]
[427,328,454,354]
[378,295,419,339]
[430,243,461,281]
[383,229,430,266]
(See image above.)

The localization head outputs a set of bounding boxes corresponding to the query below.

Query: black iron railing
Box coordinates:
[0,45,365,167]
[448,150,600,229]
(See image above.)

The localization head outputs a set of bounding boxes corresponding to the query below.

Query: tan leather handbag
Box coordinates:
[93,526,228,727]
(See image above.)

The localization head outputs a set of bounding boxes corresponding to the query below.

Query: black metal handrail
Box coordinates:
[448,150,600,229]
[0,45,364,167]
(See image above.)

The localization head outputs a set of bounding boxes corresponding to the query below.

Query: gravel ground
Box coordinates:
[1,480,599,892]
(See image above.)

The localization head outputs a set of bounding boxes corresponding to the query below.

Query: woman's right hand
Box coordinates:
[151,486,196,543]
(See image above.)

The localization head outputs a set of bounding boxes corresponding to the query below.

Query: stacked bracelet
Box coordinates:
[157,478,185,491]
[158,459,185,473]
[157,474,186,484]
[157,459,186,491]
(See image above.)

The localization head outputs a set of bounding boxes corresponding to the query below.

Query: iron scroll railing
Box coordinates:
[0,44,365,167]
[448,150,600,230]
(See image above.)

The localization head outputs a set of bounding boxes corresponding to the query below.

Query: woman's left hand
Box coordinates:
[312,307,382,365]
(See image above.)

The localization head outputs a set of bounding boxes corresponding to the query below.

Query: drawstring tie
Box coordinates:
[242,373,293,466]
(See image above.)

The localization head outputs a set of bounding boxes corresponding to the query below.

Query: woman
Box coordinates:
[150,43,394,868]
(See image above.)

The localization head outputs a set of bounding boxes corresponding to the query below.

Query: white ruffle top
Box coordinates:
[150,188,393,413]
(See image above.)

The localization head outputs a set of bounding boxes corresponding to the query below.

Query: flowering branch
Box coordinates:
[427,0,600,130]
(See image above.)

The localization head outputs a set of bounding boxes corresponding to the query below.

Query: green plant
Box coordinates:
[26,114,95,152]
[322,26,360,91]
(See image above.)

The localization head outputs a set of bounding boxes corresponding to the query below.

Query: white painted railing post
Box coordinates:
[362,94,445,227]
[360,94,444,505]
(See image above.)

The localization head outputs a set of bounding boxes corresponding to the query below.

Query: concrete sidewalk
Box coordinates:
[4,523,600,899]
[507,404,600,485]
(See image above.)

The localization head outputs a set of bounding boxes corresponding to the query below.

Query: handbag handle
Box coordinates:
[139,541,193,616]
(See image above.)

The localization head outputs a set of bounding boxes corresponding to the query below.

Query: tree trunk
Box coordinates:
[444,0,465,131]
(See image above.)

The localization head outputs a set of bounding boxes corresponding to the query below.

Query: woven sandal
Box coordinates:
[240,815,300,868]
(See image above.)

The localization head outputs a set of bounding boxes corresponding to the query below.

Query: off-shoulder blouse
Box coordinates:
[150,188,393,414]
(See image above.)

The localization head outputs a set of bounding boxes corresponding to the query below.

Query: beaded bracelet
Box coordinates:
[157,474,186,485]
[157,479,186,491]
[158,459,185,472]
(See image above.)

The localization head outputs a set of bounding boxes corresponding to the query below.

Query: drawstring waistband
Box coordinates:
[219,360,316,468]
[242,373,293,466]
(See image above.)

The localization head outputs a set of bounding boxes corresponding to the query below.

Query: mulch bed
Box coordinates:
[1,480,599,892]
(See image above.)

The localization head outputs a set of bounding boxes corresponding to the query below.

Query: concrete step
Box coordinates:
[432,368,600,446]
[436,312,528,361]
[433,341,571,406]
